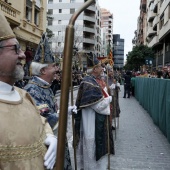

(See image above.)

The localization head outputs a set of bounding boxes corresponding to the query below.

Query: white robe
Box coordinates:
[76,96,111,170]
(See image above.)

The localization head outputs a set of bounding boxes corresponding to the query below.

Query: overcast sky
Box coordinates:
[98,0,140,60]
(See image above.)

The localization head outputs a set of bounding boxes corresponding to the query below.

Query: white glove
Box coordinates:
[109,83,115,90]
[44,134,57,170]
[68,105,77,115]
[117,82,120,87]
[108,96,112,102]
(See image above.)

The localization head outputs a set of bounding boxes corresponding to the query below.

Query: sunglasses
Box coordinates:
[0,44,21,54]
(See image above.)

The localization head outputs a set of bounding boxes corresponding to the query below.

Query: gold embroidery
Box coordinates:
[0,130,46,162]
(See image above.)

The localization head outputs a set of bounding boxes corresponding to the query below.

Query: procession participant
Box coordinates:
[74,52,114,170]
[0,11,57,170]
[24,33,76,170]
[105,65,120,129]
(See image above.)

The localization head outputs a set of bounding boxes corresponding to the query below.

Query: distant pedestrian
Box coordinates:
[123,71,131,98]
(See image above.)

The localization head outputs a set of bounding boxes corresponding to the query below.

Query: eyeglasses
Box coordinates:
[0,44,21,54]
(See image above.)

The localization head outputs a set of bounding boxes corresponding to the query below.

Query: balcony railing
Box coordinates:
[83,38,95,44]
[147,10,156,22]
[0,0,21,25]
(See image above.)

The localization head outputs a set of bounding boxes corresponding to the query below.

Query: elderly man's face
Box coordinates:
[0,38,26,84]
[42,63,60,84]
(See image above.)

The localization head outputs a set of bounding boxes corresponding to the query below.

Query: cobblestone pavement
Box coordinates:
[57,85,170,170]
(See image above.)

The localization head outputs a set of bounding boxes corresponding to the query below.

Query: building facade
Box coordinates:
[100,8,113,57]
[135,0,170,68]
[113,34,124,69]
[47,0,101,71]
[0,0,47,51]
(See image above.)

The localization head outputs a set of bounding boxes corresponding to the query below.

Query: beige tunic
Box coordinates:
[0,87,53,170]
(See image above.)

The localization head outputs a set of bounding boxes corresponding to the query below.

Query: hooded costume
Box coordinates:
[0,11,53,170]
[74,52,114,170]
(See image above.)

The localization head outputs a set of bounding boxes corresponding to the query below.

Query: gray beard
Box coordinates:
[13,66,25,81]
[0,66,24,81]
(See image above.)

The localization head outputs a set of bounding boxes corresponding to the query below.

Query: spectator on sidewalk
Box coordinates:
[0,11,57,170]
[123,70,131,98]
[24,46,33,76]
[104,65,120,130]
[74,52,114,170]
[24,33,76,170]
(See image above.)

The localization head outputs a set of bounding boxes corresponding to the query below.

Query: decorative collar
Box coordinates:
[0,81,21,102]
[28,76,51,88]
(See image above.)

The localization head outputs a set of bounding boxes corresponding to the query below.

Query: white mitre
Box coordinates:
[0,81,21,101]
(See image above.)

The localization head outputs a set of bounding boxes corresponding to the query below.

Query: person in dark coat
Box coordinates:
[123,71,131,98]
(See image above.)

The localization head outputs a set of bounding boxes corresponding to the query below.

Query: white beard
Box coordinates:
[13,65,25,81]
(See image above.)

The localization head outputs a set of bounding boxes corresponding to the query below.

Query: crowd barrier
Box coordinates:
[135,77,170,143]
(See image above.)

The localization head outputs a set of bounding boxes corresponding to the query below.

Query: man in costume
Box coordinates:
[105,66,120,129]
[24,33,76,170]
[74,52,114,169]
[0,11,57,170]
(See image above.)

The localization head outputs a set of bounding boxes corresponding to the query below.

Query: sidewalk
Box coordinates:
[65,85,170,170]
[109,86,170,170]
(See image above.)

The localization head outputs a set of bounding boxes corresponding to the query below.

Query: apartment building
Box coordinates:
[100,8,113,56]
[135,0,170,68]
[0,0,47,51]
[47,0,101,71]
[113,34,124,69]
[133,0,147,46]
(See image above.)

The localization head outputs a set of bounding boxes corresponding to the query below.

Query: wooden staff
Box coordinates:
[56,1,95,169]
[106,69,110,170]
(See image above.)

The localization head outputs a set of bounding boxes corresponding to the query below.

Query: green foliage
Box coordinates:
[124,45,154,71]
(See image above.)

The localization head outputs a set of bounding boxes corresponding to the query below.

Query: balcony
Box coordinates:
[153,0,159,13]
[153,15,159,30]
[83,15,95,23]
[83,38,95,44]
[147,10,156,22]
[159,19,170,40]
[83,26,95,34]
[147,27,156,37]
[86,5,95,12]
[148,35,159,47]
[22,19,43,39]
[141,0,146,12]
[148,0,154,7]
[0,0,21,28]
[159,0,170,16]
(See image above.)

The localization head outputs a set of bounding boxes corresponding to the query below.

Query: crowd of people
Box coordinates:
[0,10,123,170]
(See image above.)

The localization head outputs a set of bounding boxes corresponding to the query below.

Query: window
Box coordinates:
[59,0,62,2]
[70,8,75,14]
[34,8,39,26]
[58,42,61,47]
[58,20,61,24]
[59,9,62,13]
[70,0,75,2]
[48,0,53,4]
[48,20,53,26]
[47,9,53,15]
[58,31,61,35]
[26,6,32,22]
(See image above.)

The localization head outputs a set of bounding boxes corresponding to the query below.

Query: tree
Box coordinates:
[124,45,154,71]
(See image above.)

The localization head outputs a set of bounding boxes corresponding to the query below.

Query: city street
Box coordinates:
[57,85,170,170]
